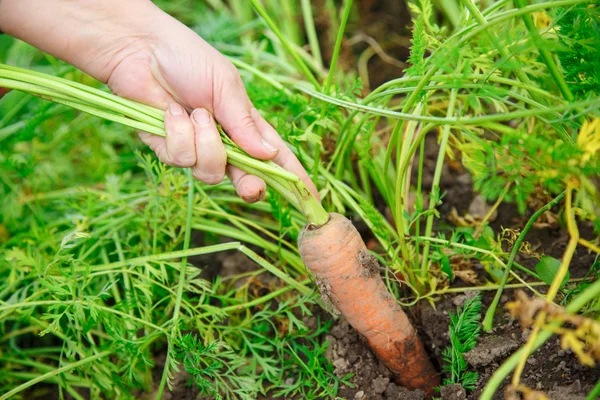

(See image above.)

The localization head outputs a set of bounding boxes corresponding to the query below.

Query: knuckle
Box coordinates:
[169,153,196,168]
[167,122,194,138]
[229,114,257,139]
[222,63,242,86]
[192,168,224,185]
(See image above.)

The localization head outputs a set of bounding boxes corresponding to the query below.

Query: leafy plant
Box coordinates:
[555,4,600,97]
[442,293,482,391]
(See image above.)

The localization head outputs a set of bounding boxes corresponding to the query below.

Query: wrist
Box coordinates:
[0,0,165,82]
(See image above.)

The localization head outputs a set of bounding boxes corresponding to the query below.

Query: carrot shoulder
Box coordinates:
[299,213,439,396]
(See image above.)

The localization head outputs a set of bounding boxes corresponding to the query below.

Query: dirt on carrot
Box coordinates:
[358,249,380,278]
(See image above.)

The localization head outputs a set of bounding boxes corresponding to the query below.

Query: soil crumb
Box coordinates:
[463,335,520,368]
[547,381,587,400]
[358,249,380,278]
[383,383,425,400]
[440,384,467,400]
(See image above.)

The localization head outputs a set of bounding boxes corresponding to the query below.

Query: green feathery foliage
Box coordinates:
[555,4,600,97]
[442,293,482,391]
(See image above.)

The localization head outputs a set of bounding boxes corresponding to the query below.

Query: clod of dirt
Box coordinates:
[547,381,587,400]
[373,376,390,394]
[463,335,519,367]
[452,290,478,307]
[358,249,380,278]
[383,383,425,400]
[468,195,498,221]
[440,384,467,400]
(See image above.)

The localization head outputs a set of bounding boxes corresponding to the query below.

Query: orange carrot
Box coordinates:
[299,213,439,396]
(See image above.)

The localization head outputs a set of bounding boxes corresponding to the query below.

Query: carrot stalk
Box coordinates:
[0,64,439,395]
[299,213,439,395]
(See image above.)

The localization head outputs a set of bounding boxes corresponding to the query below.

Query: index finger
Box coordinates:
[251,108,320,201]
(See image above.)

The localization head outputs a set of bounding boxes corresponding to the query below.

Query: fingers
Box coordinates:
[251,108,320,201]
[145,105,226,185]
[163,103,196,167]
[226,165,267,204]
[212,65,279,161]
[190,108,226,184]
[143,103,196,168]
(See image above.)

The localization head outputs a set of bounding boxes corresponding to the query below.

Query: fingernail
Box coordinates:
[192,108,211,126]
[169,103,183,116]
[261,138,278,153]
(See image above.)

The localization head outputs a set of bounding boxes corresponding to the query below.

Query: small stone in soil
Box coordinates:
[468,195,498,221]
[440,384,467,400]
[452,290,478,307]
[372,376,390,394]
[547,383,587,400]
[464,335,519,367]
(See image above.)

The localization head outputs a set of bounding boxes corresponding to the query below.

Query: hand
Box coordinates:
[0,0,318,203]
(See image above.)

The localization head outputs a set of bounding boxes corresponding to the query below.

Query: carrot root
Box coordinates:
[299,213,439,396]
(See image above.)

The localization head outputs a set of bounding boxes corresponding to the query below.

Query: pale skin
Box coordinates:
[0,0,318,202]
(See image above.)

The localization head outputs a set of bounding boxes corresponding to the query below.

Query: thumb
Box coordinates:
[212,65,278,160]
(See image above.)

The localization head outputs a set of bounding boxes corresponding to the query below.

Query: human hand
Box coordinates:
[0,0,318,203]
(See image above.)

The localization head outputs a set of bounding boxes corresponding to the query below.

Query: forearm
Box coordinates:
[0,0,164,82]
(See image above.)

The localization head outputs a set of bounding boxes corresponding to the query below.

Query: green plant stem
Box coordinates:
[0,350,112,400]
[323,0,352,93]
[112,232,135,335]
[414,138,425,257]
[248,0,320,89]
[513,0,573,102]
[393,104,426,266]
[482,191,566,331]
[296,83,600,124]
[420,88,458,277]
[513,186,579,386]
[301,0,323,69]
[312,0,353,182]
[480,276,600,400]
[383,68,438,173]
